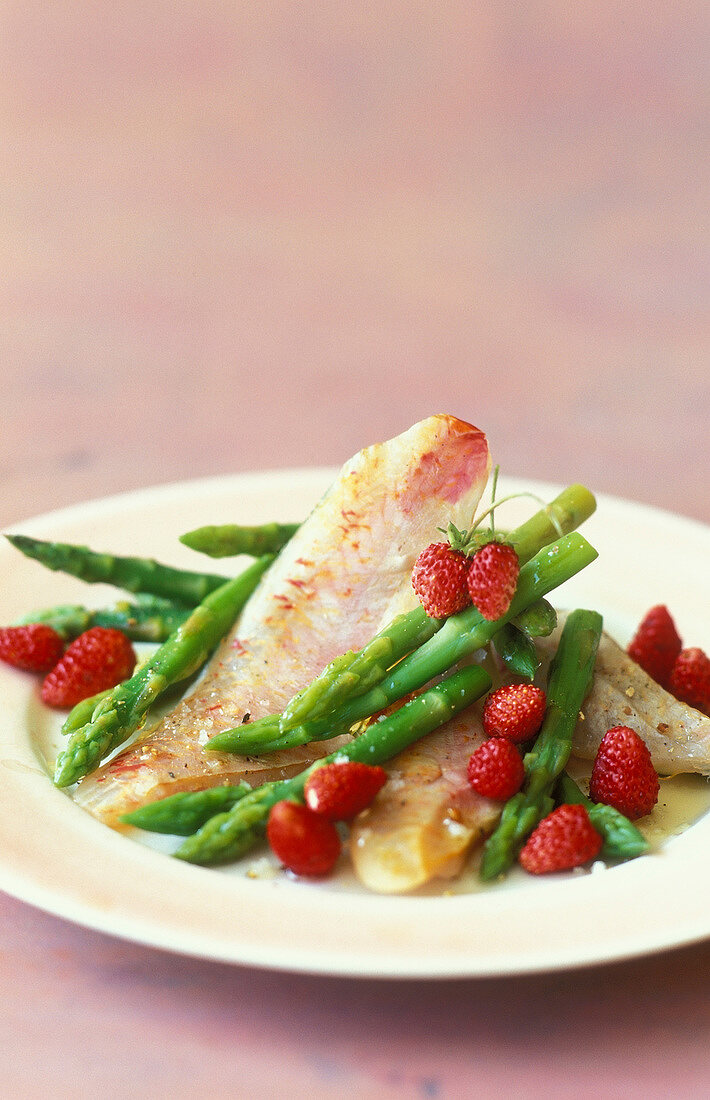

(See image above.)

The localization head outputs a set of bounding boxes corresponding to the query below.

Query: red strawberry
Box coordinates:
[304,761,387,820]
[0,623,64,673]
[411,541,471,618]
[669,648,710,714]
[466,541,520,621]
[41,627,136,708]
[519,804,602,874]
[482,683,547,742]
[589,725,659,819]
[627,604,682,688]
[467,738,524,801]
[266,800,341,877]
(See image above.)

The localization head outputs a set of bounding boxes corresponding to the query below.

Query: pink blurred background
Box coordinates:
[1,4,709,1097]
[2,3,708,528]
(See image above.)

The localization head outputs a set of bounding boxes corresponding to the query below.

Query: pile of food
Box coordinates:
[1,414,709,893]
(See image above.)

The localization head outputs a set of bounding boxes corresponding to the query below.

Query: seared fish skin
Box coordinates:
[75,415,491,823]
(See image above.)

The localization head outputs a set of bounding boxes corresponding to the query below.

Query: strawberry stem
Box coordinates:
[470,491,565,544]
[490,465,499,536]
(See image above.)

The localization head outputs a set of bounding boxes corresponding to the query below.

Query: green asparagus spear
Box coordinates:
[60,688,113,734]
[14,603,92,639]
[277,485,594,732]
[493,623,539,680]
[556,772,649,861]
[121,782,252,835]
[493,599,558,678]
[506,484,596,563]
[6,534,231,605]
[279,605,442,731]
[218,631,530,759]
[291,591,554,730]
[209,531,598,755]
[16,595,192,642]
[179,522,300,558]
[53,555,273,788]
[480,608,603,881]
[174,664,491,865]
[512,598,557,639]
[93,596,192,640]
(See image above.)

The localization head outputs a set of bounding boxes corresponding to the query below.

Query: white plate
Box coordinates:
[1,471,709,978]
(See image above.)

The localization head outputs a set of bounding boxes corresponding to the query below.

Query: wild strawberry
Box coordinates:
[589,725,659,819]
[304,761,387,820]
[411,541,471,618]
[467,738,524,801]
[266,800,341,877]
[627,605,682,688]
[0,623,64,673]
[41,627,135,708]
[482,683,547,742]
[466,541,519,621]
[519,804,602,874]
[669,648,710,714]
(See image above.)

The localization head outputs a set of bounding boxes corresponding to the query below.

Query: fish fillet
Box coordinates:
[569,631,710,776]
[75,414,491,824]
[350,706,500,894]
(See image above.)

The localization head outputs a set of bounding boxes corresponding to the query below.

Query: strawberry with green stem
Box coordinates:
[421,467,562,624]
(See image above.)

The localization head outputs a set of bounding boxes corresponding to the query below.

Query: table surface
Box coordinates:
[1,3,709,1096]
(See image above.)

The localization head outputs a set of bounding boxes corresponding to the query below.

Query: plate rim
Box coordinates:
[1,469,709,979]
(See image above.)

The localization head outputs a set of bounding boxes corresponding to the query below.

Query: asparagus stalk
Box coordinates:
[210,531,598,755]
[6,534,231,605]
[493,599,558,678]
[506,484,596,562]
[14,603,91,640]
[512,598,557,639]
[60,688,113,734]
[16,595,192,643]
[279,605,442,731]
[179,522,300,558]
[277,485,594,732]
[493,624,540,680]
[121,782,252,835]
[479,608,603,881]
[290,596,558,731]
[556,773,649,862]
[53,555,273,788]
[173,664,491,865]
[219,603,557,755]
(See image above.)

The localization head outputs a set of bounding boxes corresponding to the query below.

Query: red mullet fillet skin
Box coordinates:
[74,415,491,824]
